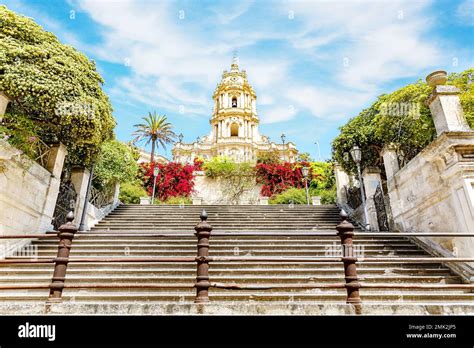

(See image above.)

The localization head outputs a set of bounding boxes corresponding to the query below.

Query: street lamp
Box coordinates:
[314,141,321,161]
[178,133,184,143]
[302,166,310,205]
[350,145,370,231]
[151,165,160,205]
[281,133,286,162]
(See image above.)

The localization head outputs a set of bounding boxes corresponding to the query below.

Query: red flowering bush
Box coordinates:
[193,157,204,171]
[256,162,308,197]
[139,162,196,201]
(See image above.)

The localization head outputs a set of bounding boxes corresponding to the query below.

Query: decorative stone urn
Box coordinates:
[426,70,447,87]
[192,197,203,205]
[139,197,150,205]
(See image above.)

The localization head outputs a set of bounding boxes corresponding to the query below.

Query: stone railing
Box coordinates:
[33,138,52,170]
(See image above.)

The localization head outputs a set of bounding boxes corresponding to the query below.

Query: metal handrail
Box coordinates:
[1,209,473,312]
[1,232,473,238]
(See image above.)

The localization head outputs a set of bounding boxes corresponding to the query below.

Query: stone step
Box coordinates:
[0,262,451,270]
[29,243,418,250]
[0,275,461,284]
[3,302,471,315]
[0,269,454,278]
[33,239,411,245]
[0,290,471,302]
[16,249,425,257]
[65,236,400,241]
[1,203,467,313]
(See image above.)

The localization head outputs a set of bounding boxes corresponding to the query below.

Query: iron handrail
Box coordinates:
[1,232,473,239]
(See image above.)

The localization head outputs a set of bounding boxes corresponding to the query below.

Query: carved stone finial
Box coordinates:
[66,211,74,222]
[200,209,208,221]
[340,209,348,221]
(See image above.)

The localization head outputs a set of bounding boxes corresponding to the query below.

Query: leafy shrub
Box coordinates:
[269,188,308,204]
[256,149,281,164]
[94,140,139,186]
[203,156,254,178]
[320,188,336,204]
[154,196,192,205]
[0,112,40,159]
[118,182,147,204]
[203,156,255,204]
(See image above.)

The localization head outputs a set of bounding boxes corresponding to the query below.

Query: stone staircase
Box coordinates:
[0,204,472,314]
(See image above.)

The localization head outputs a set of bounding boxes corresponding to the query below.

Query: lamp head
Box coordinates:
[350,145,362,164]
[302,166,309,178]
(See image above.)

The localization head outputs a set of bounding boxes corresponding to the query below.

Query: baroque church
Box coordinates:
[172,57,298,163]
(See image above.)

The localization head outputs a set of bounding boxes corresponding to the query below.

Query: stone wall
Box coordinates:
[385,132,474,279]
[0,140,66,258]
[384,72,474,280]
[192,171,264,205]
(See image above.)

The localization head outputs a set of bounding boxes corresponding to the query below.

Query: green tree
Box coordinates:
[132,112,176,162]
[0,6,115,166]
[94,139,139,186]
[119,181,147,204]
[297,152,313,162]
[332,69,473,175]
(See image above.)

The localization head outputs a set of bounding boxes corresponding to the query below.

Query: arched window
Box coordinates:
[230,123,239,137]
[232,97,237,107]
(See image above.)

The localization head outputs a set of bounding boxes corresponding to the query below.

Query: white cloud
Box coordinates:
[72,0,444,127]
[209,0,254,24]
[284,0,440,89]
[456,0,474,26]
[260,105,297,124]
[286,85,373,120]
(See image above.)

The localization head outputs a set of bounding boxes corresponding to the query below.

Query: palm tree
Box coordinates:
[132,112,176,162]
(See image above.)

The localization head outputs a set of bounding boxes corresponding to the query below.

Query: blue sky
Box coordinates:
[3,0,473,160]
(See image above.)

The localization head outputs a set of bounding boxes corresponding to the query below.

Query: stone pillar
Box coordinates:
[426,71,470,136]
[334,163,350,205]
[381,143,400,181]
[39,143,68,231]
[0,92,11,121]
[362,167,382,231]
[70,167,91,225]
[113,182,120,205]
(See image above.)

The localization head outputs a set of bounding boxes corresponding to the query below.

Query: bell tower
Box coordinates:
[172,54,298,164]
[211,54,259,142]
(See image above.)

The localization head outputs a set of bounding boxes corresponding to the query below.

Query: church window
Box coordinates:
[232,97,237,107]
[230,122,239,137]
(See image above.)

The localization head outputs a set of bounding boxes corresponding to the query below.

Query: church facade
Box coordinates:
[172,58,298,163]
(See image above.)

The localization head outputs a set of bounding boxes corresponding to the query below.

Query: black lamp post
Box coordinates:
[178,133,184,143]
[151,165,159,205]
[350,145,370,230]
[281,133,286,162]
[302,165,310,205]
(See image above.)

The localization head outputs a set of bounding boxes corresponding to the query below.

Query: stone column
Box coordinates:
[381,143,400,181]
[362,167,382,231]
[0,92,11,121]
[70,167,91,225]
[426,71,470,136]
[334,162,350,205]
[39,143,68,231]
[113,182,120,205]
